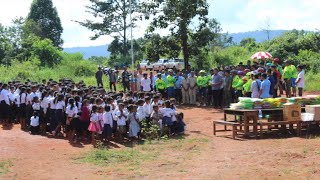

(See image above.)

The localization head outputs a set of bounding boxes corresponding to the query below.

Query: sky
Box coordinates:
[1,0,320,48]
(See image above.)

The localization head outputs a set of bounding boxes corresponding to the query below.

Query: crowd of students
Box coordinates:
[98,58,305,109]
[0,80,186,145]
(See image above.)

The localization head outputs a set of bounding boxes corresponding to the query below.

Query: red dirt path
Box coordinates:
[1,106,320,179]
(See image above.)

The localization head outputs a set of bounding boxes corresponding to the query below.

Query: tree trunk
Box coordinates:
[180,23,189,71]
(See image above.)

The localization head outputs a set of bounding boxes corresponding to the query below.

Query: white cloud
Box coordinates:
[2,0,320,48]
[220,0,320,33]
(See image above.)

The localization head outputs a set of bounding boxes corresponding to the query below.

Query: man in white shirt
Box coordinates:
[141,73,151,92]
[295,65,305,97]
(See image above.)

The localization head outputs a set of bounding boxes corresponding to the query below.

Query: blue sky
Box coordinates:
[1,0,319,48]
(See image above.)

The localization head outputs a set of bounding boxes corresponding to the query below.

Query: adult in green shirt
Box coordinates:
[289,63,297,97]
[166,69,176,98]
[197,70,208,106]
[243,76,253,97]
[282,60,292,98]
[156,73,166,97]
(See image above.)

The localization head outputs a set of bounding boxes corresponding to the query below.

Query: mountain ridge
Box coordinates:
[63,30,288,59]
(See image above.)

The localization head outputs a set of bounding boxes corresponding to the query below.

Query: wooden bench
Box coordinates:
[258,121,300,137]
[213,120,240,139]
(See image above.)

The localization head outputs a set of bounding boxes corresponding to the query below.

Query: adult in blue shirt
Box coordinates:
[174,71,184,103]
[211,68,223,108]
[267,69,275,98]
[259,73,271,99]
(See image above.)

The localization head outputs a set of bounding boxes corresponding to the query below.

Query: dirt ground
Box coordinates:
[2,106,320,179]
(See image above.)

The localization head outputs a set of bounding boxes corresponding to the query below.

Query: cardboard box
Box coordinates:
[283,103,301,121]
[305,105,320,120]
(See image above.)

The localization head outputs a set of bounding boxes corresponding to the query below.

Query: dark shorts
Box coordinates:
[199,87,207,97]
[19,104,26,118]
[291,78,296,87]
[117,125,127,134]
[0,101,10,118]
[103,124,113,137]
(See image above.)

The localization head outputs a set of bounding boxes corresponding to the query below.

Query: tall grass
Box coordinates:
[305,72,320,91]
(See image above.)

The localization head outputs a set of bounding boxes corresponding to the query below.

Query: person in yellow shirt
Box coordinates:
[243,74,253,97]
[156,73,166,97]
[197,70,208,106]
[232,71,244,102]
[166,69,176,98]
[289,64,297,97]
[282,60,292,98]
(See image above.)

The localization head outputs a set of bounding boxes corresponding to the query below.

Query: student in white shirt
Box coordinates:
[114,103,128,141]
[295,65,305,97]
[52,94,65,136]
[141,73,151,92]
[0,84,10,125]
[18,87,27,130]
[103,106,113,140]
[29,111,40,134]
[137,99,146,122]
[40,91,50,134]
[143,97,152,125]
[66,98,79,142]
[160,101,176,135]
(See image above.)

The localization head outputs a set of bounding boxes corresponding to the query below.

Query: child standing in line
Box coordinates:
[143,97,152,126]
[103,106,113,141]
[137,99,146,122]
[128,105,140,139]
[114,103,128,142]
[160,100,176,136]
[65,98,78,143]
[98,106,104,135]
[151,105,163,135]
[29,111,40,135]
[88,105,102,145]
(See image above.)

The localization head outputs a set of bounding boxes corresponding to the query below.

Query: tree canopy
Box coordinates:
[27,0,63,48]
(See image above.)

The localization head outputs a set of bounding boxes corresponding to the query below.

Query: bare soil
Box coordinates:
[1,106,320,179]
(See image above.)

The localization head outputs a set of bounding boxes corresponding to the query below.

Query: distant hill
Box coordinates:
[63,30,288,59]
[229,30,288,44]
[63,45,110,59]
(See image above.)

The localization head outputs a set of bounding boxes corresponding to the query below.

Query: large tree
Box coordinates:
[78,0,140,56]
[27,0,63,48]
[142,0,209,69]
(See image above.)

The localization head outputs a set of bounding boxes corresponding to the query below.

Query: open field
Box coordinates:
[1,107,320,179]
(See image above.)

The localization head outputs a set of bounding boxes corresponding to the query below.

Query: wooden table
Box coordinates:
[224,109,259,137]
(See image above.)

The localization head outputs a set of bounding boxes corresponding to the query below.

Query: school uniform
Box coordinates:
[103,112,113,137]
[143,102,152,125]
[19,93,27,118]
[137,105,146,122]
[114,110,128,134]
[66,104,79,131]
[151,111,163,129]
[29,116,40,134]
[88,113,102,133]
[55,100,65,124]
[0,89,10,119]
[49,98,57,131]
[26,92,36,124]
[8,91,17,121]
[128,112,140,137]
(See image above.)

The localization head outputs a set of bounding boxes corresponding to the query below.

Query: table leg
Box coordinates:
[253,116,258,138]
[297,121,301,136]
[213,121,216,136]
[244,115,249,137]
[224,113,227,130]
